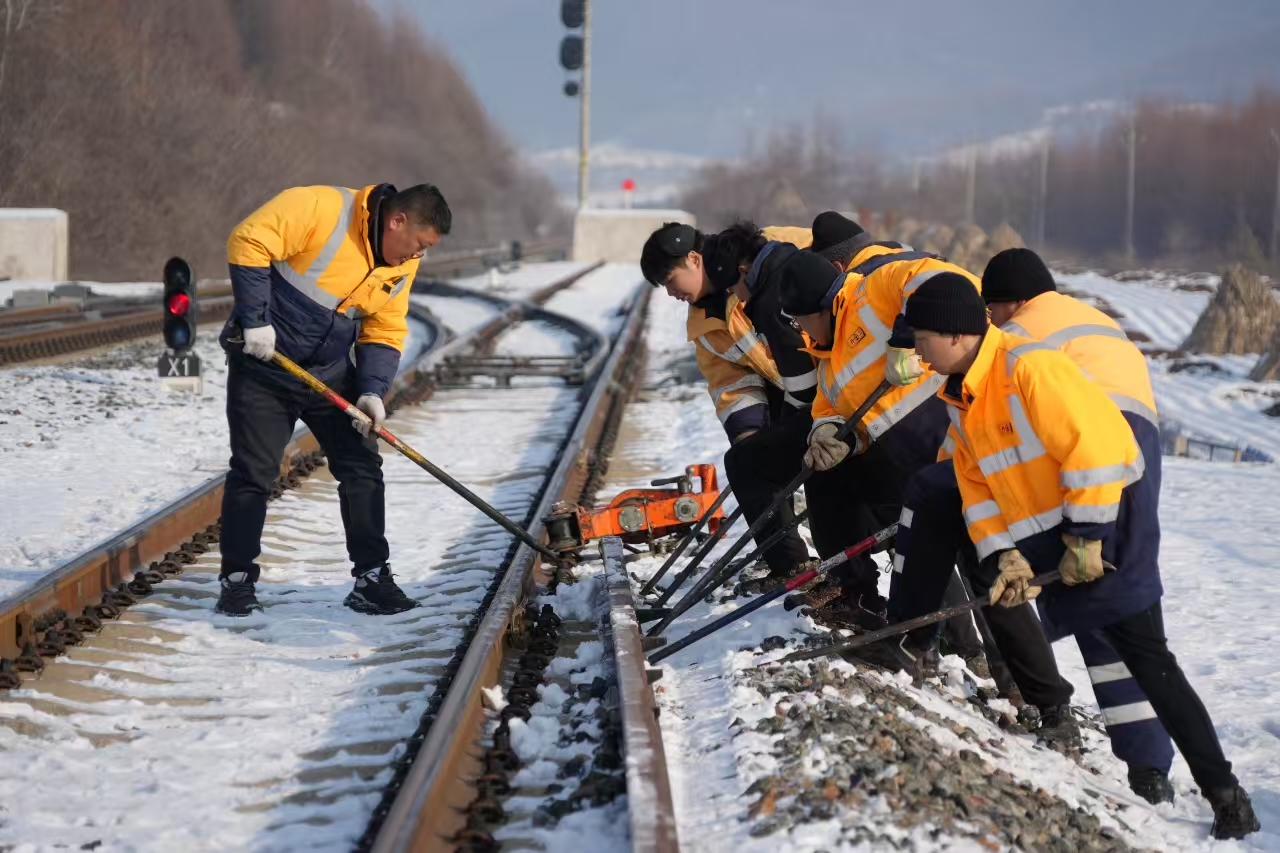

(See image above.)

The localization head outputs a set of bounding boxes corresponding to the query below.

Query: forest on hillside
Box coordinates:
[683,90,1280,270]
[0,0,563,280]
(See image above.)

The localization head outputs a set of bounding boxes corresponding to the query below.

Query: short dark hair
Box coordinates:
[386,184,452,235]
[710,220,767,269]
[641,222,704,286]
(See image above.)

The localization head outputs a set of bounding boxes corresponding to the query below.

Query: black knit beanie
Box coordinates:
[904,273,988,335]
[810,211,865,262]
[981,248,1057,304]
[780,251,843,316]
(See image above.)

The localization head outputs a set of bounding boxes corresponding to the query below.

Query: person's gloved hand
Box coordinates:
[242,324,276,361]
[352,393,386,437]
[804,423,857,471]
[885,345,925,386]
[1059,534,1107,585]
[988,549,1040,607]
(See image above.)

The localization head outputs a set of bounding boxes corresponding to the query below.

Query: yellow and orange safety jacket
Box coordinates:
[805,244,980,446]
[942,326,1144,562]
[226,184,421,397]
[689,225,812,439]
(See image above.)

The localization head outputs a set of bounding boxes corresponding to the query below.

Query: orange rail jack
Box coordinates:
[544,464,724,553]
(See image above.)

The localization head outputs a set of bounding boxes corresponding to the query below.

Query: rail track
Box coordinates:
[0,260,677,852]
[0,239,570,367]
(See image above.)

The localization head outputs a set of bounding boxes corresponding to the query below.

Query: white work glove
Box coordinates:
[885,345,925,386]
[242,324,276,361]
[804,423,855,471]
[353,393,386,437]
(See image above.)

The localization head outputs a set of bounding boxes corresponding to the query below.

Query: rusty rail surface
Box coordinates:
[0,262,601,668]
[0,239,571,367]
[368,282,655,853]
[599,536,680,853]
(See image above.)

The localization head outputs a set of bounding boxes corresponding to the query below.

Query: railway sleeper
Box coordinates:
[0,448,328,691]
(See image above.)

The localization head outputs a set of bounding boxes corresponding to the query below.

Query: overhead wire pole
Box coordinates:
[964,144,977,224]
[576,0,592,209]
[1270,129,1280,262]
[1124,111,1137,260]
[1036,131,1050,247]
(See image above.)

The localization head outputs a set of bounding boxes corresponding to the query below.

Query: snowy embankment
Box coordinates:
[1057,270,1280,459]
[608,277,1278,851]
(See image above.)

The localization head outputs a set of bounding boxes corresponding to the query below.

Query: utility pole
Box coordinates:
[576,0,592,210]
[1036,132,1050,247]
[1270,129,1280,262]
[1123,111,1137,260]
[964,145,976,225]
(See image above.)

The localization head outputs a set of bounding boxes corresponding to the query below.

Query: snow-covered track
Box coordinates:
[0,263,600,676]
[364,281,661,852]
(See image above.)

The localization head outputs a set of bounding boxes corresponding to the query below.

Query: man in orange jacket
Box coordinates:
[904,273,1259,842]
[219,183,450,617]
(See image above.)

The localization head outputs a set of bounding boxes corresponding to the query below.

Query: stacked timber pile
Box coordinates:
[1182,264,1280,355]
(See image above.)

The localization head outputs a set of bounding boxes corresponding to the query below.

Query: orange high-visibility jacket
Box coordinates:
[938,291,1157,461]
[806,244,980,445]
[688,225,812,439]
[942,326,1143,562]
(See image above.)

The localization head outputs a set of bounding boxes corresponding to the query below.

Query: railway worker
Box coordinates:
[640,221,815,583]
[217,183,452,618]
[887,249,1179,801]
[903,273,1260,841]
[773,238,978,626]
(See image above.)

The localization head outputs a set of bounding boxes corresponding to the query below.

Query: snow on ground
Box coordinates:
[1056,269,1280,459]
[602,282,1279,851]
[448,261,593,302]
[0,320,429,588]
[0,280,164,303]
[0,264,637,851]
[0,264,582,592]
[410,291,501,338]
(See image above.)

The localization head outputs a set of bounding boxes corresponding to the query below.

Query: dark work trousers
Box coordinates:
[722,409,814,576]
[220,355,388,582]
[804,440,912,600]
[1100,602,1236,791]
[891,460,1074,708]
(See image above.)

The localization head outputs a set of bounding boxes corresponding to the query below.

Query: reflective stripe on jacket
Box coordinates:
[226,184,421,397]
[689,295,783,438]
[943,326,1143,563]
[1001,291,1158,427]
[806,244,980,447]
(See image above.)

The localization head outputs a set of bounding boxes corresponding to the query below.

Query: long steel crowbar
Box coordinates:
[271,351,562,563]
[647,380,893,636]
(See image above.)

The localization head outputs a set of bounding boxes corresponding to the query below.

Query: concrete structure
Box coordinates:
[572,208,696,263]
[0,209,69,281]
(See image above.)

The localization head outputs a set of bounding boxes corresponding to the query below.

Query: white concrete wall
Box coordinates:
[572,208,696,264]
[0,209,69,281]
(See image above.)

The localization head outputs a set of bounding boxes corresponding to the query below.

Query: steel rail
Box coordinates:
[369,282,655,853]
[0,263,601,665]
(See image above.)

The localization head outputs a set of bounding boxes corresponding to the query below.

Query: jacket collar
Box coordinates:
[959,326,1000,403]
[359,183,397,268]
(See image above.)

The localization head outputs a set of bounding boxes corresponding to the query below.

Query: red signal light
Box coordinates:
[168,293,191,316]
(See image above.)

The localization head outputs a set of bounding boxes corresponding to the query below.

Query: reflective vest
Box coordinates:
[688,294,783,436]
[943,326,1143,562]
[687,225,811,439]
[806,244,980,444]
[227,184,420,355]
[938,291,1158,461]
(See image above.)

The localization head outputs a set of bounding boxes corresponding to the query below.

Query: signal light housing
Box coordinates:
[162,257,197,353]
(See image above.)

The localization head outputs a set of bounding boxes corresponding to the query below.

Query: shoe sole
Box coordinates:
[343,593,419,615]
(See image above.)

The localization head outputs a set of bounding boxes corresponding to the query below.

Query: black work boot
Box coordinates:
[215,571,263,617]
[344,564,419,615]
[1207,785,1260,840]
[1127,765,1175,805]
[845,626,939,681]
[1034,703,1082,750]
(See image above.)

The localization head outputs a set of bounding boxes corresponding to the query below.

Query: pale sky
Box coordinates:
[384,0,1280,160]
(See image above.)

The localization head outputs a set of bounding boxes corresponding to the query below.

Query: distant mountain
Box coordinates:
[527,143,712,208]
